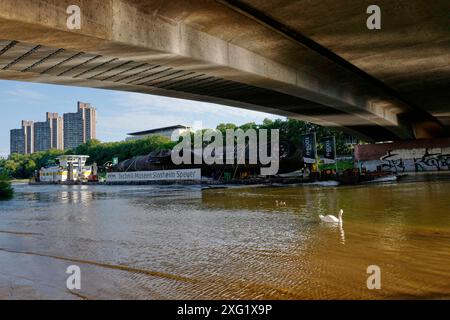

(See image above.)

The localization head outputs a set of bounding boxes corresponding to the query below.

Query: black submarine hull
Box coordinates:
[113,141,304,177]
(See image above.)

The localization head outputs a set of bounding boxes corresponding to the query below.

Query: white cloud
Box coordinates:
[97,91,282,141]
[3,86,48,103]
[111,91,276,119]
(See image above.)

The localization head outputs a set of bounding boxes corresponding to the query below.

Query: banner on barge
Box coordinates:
[106,169,201,182]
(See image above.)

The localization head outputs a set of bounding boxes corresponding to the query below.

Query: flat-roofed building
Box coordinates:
[10,102,95,155]
[127,125,192,141]
[22,120,34,154]
[33,113,64,153]
[47,112,64,150]
[63,102,97,150]
[10,128,25,154]
[34,121,51,152]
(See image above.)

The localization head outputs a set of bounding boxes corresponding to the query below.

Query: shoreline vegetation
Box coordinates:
[0,172,14,200]
[0,119,356,180]
[10,179,30,184]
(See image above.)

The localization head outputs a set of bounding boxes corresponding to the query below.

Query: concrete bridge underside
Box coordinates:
[0,0,448,142]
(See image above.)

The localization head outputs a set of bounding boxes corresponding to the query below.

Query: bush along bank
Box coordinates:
[0,172,14,200]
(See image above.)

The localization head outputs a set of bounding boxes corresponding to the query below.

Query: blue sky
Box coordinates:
[0,80,282,157]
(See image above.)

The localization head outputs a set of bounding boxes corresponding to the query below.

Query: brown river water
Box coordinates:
[0,181,449,299]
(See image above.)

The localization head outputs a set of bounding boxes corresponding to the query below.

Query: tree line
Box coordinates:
[0,118,358,179]
[215,118,356,155]
[0,135,175,179]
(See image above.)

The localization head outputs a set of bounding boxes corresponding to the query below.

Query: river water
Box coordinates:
[0,181,449,299]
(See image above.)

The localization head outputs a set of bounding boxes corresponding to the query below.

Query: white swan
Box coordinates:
[319,209,343,223]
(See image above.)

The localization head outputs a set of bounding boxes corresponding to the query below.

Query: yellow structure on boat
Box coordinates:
[39,155,92,183]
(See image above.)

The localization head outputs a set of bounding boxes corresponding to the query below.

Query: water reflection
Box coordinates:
[339,223,346,245]
[0,182,449,299]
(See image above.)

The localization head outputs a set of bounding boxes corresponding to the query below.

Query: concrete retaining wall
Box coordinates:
[355,139,450,173]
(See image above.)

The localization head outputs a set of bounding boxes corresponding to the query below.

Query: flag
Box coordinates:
[301,133,317,164]
[321,136,336,164]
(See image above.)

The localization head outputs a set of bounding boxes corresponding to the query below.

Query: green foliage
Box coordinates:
[0,149,65,179]
[0,136,175,179]
[0,171,14,200]
[319,160,354,171]
[215,118,360,155]
[0,118,359,179]
[70,136,176,166]
[216,123,237,132]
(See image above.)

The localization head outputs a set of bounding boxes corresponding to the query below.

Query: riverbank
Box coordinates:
[10,179,30,184]
[27,170,450,188]
[397,171,450,183]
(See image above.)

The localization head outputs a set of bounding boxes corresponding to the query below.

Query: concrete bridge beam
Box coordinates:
[0,0,446,141]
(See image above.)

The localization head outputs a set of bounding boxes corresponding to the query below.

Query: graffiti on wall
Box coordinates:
[380,150,405,173]
[413,149,450,171]
[361,147,450,173]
